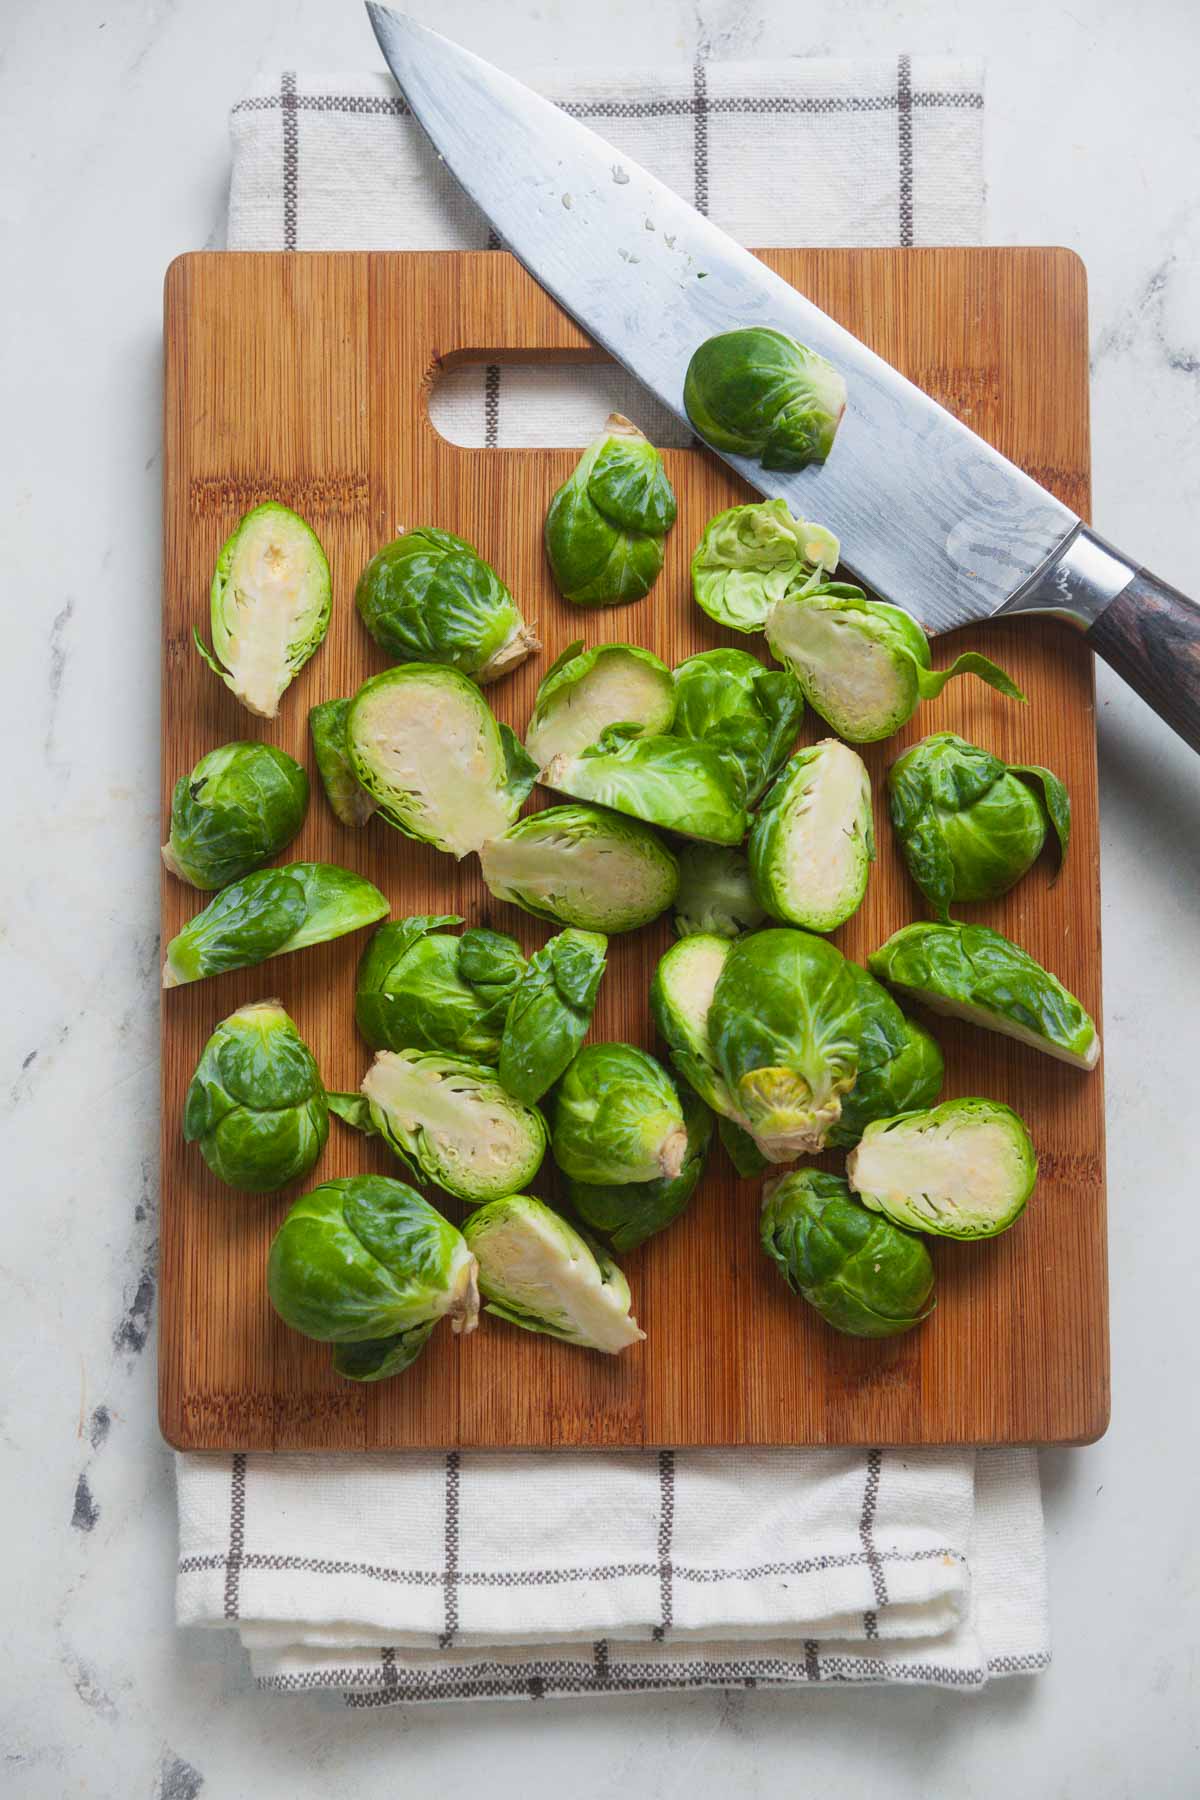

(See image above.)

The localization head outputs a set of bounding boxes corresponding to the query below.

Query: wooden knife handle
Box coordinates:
[1088,567,1200,752]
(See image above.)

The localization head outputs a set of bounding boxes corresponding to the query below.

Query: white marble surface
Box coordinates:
[3,0,1199,1792]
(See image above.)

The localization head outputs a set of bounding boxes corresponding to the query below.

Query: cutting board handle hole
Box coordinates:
[428,355,690,450]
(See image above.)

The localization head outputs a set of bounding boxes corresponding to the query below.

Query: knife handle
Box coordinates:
[1088,568,1200,753]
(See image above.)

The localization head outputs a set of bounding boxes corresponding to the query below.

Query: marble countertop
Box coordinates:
[3,0,1199,1792]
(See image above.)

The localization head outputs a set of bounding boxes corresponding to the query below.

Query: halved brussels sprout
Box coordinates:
[544,414,677,608]
[479,803,678,934]
[162,862,388,988]
[463,1194,644,1352]
[541,728,748,847]
[683,328,847,469]
[347,664,537,858]
[498,929,607,1105]
[888,732,1070,919]
[356,527,539,682]
[847,1098,1038,1239]
[162,741,309,890]
[331,1047,546,1205]
[708,928,910,1160]
[266,1175,479,1383]
[551,1042,688,1186]
[673,843,766,941]
[567,1079,711,1253]
[765,592,1024,745]
[691,498,840,633]
[650,933,744,1124]
[354,915,527,1057]
[183,1000,328,1193]
[309,699,376,828]
[825,1016,945,1149]
[193,503,331,719]
[869,921,1099,1070]
[671,647,804,805]
[749,740,874,932]
[761,1168,935,1338]
[525,640,676,767]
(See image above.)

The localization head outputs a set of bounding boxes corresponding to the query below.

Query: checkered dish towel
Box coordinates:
[176,57,1050,1706]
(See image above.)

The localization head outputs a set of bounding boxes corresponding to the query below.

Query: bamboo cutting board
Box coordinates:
[160,248,1107,1452]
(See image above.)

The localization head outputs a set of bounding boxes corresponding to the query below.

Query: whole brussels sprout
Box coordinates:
[544,414,677,608]
[355,527,539,682]
[684,328,846,469]
[525,640,676,767]
[887,732,1070,920]
[480,803,679,934]
[825,1016,945,1149]
[673,843,766,941]
[162,862,388,988]
[309,699,376,828]
[541,727,748,847]
[567,1079,711,1253]
[355,915,527,1058]
[650,933,744,1125]
[765,590,1024,745]
[691,498,840,633]
[552,1042,688,1186]
[671,648,804,805]
[498,929,607,1105]
[331,1047,546,1205]
[463,1194,644,1352]
[266,1174,479,1382]
[761,1168,935,1339]
[848,1097,1038,1240]
[347,664,537,859]
[162,741,309,890]
[193,503,331,719]
[749,740,874,933]
[869,921,1099,1070]
[183,1000,328,1192]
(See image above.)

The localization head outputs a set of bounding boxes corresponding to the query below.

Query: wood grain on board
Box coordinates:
[160,248,1107,1452]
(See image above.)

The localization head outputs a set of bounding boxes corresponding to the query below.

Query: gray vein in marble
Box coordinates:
[1091,251,1200,382]
[71,1472,100,1534]
[157,1754,206,1800]
[44,598,75,767]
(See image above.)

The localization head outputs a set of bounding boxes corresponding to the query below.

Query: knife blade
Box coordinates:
[366,5,1200,751]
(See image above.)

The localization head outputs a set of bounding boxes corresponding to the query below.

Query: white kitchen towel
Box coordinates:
[174,54,1050,1705]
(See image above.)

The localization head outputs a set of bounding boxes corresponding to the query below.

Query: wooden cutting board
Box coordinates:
[159,248,1107,1452]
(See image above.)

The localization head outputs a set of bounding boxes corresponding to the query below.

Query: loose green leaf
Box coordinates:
[671,647,805,803]
[498,929,608,1104]
[162,862,387,988]
[541,728,749,846]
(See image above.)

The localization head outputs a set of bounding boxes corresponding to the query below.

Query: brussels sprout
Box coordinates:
[650,933,744,1124]
[162,862,388,988]
[568,1079,711,1252]
[708,928,911,1160]
[354,915,527,1057]
[525,640,676,767]
[161,741,309,890]
[749,740,874,932]
[183,1000,328,1193]
[551,1042,688,1186]
[309,699,377,828]
[544,414,677,608]
[541,728,748,847]
[331,1047,546,1204]
[480,803,678,934]
[671,648,804,805]
[193,503,331,719]
[673,844,766,941]
[869,921,1099,1070]
[355,527,538,682]
[683,328,847,470]
[347,664,537,858]
[761,1169,935,1338]
[765,591,1025,745]
[266,1174,479,1382]
[691,498,840,634]
[887,732,1070,919]
[847,1097,1037,1239]
[498,929,607,1104]
[463,1194,644,1352]
[825,1016,945,1149]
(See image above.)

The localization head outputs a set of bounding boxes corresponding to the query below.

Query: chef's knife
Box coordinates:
[367,5,1200,752]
